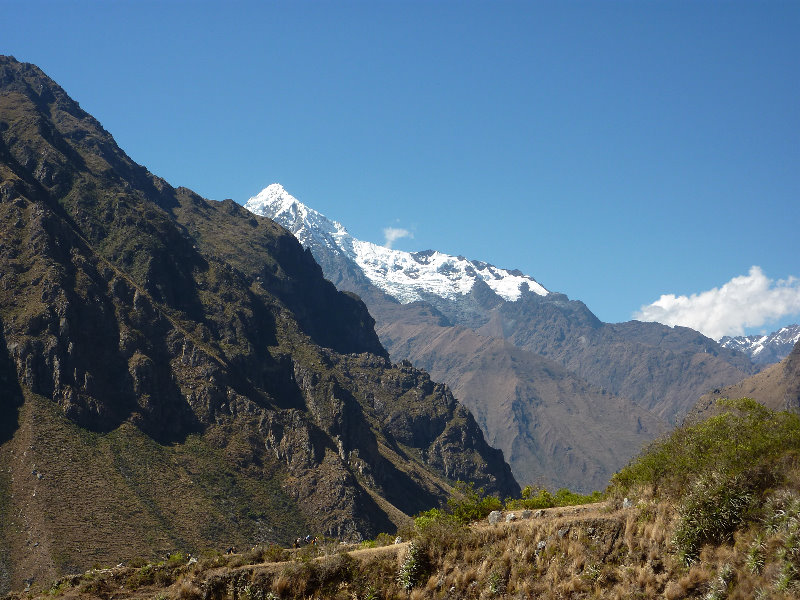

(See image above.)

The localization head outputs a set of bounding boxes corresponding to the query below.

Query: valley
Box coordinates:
[2,53,798,599]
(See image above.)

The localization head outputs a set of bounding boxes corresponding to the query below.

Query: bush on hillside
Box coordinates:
[672,470,758,564]
[447,481,503,524]
[505,485,603,510]
[396,541,426,591]
[611,398,800,499]
[612,398,800,565]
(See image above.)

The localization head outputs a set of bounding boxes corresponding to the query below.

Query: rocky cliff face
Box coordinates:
[373,301,668,492]
[0,56,518,593]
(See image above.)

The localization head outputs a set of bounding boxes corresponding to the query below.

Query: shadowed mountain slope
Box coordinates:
[0,56,518,593]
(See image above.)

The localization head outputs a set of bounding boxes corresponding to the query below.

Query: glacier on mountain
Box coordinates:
[245,184,549,304]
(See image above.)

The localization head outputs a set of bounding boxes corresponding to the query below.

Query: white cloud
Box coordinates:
[383,227,413,249]
[634,266,800,340]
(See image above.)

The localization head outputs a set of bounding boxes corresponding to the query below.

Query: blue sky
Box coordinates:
[3,1,799,337]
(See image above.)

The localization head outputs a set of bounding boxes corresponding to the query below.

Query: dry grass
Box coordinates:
[13,485,800,600]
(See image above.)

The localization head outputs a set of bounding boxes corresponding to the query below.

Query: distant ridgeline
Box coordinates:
[720,324,800,365]
[0,55,518,593]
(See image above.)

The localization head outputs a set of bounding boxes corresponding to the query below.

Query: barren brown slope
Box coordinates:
[476,299,755,422]
[376,302,666,492]
[687,339,800,423]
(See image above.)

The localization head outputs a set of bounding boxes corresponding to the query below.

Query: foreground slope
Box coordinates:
[0,56,517,593]
[8,398,800,600]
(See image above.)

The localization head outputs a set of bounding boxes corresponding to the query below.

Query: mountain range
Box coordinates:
[719,324,800,365]
[0,56,520,593]
[246,184,760,492]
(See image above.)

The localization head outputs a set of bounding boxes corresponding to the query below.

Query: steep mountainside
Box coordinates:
[0,56,518,594]
[688,339,800,423]
[246,184,756,490]
[720,324,800,365]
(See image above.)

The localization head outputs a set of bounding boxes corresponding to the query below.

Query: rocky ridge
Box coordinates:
[688,338,800,423]
[0,56,518,593]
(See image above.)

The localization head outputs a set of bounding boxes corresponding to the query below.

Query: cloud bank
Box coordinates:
[383,227,413,249]
[634,266,800,340]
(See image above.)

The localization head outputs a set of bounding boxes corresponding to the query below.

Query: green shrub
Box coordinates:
[506,486,554,510]
[447,481,502,524]
[672,471,756,564]
[397,541,426,591]
[360,531,397,549]
[763,490,800,534]
[505,485,603,510]
[553,487,604,505]
[414,508,456,533]
[166,551,186,567]
[125,564,155,589]
[746,537,766,574]
[612,398,800,499]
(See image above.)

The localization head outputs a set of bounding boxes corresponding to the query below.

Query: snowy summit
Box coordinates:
[245,184,549,304]
[719,324,800,365]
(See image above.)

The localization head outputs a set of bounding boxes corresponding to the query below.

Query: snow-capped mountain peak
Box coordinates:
[244,184,549,304]
[244,183,349,251]
[719,324,800,365]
